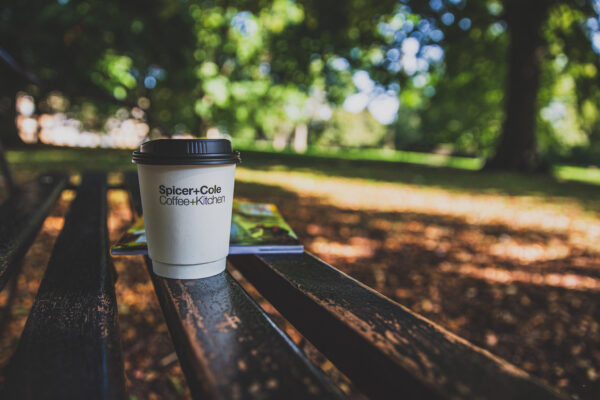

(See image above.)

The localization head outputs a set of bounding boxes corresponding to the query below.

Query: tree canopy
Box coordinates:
[1,0,600,170]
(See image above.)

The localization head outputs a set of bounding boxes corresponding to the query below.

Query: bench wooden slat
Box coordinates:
[3,173,126,400]
[228,253,570,400]
[0,173,67,292]
[124,172,344,399]
[146,258,345,399]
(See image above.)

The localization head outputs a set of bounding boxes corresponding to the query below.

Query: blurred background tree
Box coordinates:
[1,0,600,171]
[3,4,600,398]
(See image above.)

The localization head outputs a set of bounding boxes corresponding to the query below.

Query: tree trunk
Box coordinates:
[293,123,308,153]
[485,0,551,172]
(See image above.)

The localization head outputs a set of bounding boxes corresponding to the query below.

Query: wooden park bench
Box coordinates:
[0,170,571,399]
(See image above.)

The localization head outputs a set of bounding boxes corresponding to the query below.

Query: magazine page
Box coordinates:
[112,202,303,255]
[230,202,301,246]
[112,216,147,255]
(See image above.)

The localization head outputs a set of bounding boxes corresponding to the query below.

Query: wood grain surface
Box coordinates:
[2,173,126,400]
[229,253,571,400]
[146,260,345,400]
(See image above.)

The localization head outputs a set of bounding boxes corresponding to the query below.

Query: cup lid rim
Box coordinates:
[132,138,241,165]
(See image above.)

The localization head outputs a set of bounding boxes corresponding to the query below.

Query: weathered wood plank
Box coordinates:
[146,259,345,400]
[228,253,571,400]
[2,173,126,400]
[125,171,344,399]
[0,173,67,292]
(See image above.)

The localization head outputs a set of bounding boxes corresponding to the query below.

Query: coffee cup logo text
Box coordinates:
[158,184,226,206]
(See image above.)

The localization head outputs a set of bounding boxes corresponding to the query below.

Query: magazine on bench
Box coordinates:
[111,201,304,256]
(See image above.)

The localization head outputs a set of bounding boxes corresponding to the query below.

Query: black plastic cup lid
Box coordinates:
[132,138,241,165]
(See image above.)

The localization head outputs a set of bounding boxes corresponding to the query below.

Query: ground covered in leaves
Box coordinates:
[1,150,599,399]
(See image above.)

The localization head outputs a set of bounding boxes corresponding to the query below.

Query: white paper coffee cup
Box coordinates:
[133,139,241,279]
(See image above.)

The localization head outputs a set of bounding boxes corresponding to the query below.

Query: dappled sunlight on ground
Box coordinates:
[439,263,600,291]
[235,169,600,251]
[235,166,600,400]
[311,237,377,261]
[488,239,571,264]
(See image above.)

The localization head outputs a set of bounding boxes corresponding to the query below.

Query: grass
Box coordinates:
[6,147,135,173]
[5,145,600,223]
[8,142,600,191]
[234,140,483,170]
[4,146,600,202]
[554,165,600,186]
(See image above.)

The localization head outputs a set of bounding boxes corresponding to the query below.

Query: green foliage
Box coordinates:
[1,0,406,141]
[537,3,600,161]
[402,0,600,161]
[1,0,599,165]
[315,110,387,148]
[417,1,506,157]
